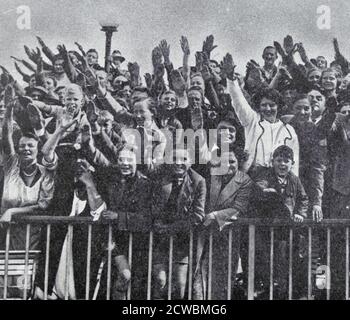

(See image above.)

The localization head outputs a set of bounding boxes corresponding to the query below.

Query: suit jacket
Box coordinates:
[254,167,309,219]
[151,167,207,299]
[103,170,153,232]
[207,170,253,231]
[205,170,253,300]
[152,168,206,231]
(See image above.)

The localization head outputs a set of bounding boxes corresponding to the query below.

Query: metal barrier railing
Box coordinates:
[1,216,350,300]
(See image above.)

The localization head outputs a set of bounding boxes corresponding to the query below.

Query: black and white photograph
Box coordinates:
[0,0,349,303]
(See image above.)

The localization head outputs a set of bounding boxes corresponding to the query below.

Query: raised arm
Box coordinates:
[36,36,56,63]
[158,40,173,88]
[221,53,258,127]
[41,110,78,163]
[128,62,141,88]
[76,160,105,213]
[202,35,217,60]
[57,44,78,82]
[13,62,31,83]
[333,38,350,76]
[201,65,220,109]
[75,42,86,58]
[296,42,314,70]
[3,85,16,157]
[180,36,190,84]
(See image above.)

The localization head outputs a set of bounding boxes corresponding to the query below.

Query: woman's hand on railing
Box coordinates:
[0,208,16,223]
[293,214,304,223]
[312,205,323,223]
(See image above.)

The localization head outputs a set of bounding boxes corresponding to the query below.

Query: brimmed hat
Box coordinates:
[26,86,47,96]
[112,50,125,63]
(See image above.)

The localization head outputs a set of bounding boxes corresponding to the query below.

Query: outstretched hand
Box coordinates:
[152,46,163,69]
[158,39,170,63]
[333,38,341,57]
[274,41,286,59]
[10,56,22,63]
[75,41,86,56]
[283,35,295,55]
[180,36,190,56]
[128,62,140,78]
[171,69,186,94]
[56,109,78,132]
[76,159,95,186]
[57,44,68,57]
[4,85,16,108]
[296,42,308,61]
[220,53,236,81]
[202,35,217,58]
[36,36,46,48]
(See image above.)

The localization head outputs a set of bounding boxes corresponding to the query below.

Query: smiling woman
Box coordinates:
[0,87,57,250]
[226,78,299,178]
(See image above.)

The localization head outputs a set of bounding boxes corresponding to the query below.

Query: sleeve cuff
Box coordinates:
[41,152,58,171]
[90,202,106,221]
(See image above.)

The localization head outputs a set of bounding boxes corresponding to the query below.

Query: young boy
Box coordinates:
[253,145,308,299]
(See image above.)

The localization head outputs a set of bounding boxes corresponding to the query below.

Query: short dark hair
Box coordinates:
[188,85,204,99]
[251,87,284,110]
[293,93,309,104]
[52,54,64,63]
[263,46,277,56]
[273,145,294,161]
[132,86,150,95]
[20,132,40,142]
[209,60,220,67]
[87,49,98,57]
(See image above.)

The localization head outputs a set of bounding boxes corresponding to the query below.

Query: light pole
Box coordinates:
[100,23,119,73]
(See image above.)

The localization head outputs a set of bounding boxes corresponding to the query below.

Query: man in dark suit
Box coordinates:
[98,147,153,300]
[151,148,206,299]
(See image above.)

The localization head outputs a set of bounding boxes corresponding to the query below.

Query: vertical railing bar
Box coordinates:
[346,227,349,301]
[146,231,153,300]
[64,224,73,300]
[127,232,133,301]
[247,224,255,300]
[106,224,112,300]
[85,224,92,300]
[167,235,173,300]
[269,227,274,300]
[288,228,293,300]
[227,228,233,300]
[326,228,331,300]
[44,224,51,300]
[23,224,31,300]
[188,229,194,300]
[207,228,213,300]
[307,227,312,300]
[3,226,10,300]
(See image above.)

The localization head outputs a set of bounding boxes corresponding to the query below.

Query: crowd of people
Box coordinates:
[0,32,349,300]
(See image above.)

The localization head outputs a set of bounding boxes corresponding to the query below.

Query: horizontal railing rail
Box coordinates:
[0,215,349,300]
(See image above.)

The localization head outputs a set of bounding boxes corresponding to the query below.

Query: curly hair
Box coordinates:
[251,87,284,111]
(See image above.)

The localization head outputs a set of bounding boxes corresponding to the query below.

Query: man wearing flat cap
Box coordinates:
[109,50,129,80]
